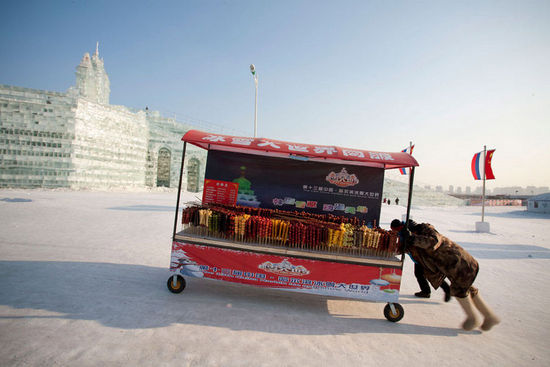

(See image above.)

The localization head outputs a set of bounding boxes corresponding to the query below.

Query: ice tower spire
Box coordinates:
[75,44,110,104]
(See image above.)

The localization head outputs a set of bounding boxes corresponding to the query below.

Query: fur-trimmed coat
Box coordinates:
[405,223,479,298]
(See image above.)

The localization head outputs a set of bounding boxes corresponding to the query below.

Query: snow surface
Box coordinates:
[1,189,549,366]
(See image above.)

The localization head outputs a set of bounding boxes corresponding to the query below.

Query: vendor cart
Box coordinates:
[167,130,418,322]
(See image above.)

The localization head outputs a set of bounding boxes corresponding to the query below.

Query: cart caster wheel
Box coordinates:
[167,275,186,293]
[384,303,404,322]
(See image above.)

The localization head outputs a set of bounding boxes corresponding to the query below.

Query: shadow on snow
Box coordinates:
[107,205,175,212]
[0,197,33,203]
[466,209,550,219]
[457,242,550,259]
[0,260,472,336]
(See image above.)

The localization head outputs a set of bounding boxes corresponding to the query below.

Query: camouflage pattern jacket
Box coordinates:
[406,223,479,297]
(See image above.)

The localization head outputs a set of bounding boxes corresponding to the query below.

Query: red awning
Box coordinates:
[182,130,418,170]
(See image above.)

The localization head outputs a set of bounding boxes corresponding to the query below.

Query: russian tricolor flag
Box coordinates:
[471,149,496,180]
[399,145,415,175]
[471,152,483,180]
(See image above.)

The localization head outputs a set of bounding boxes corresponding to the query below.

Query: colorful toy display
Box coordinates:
[181,204,401,259]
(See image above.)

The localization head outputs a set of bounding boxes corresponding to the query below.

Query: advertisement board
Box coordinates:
[204,150,384,226]
[171,241,402,302]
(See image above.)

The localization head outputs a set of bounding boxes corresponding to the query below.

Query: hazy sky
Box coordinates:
[1,0,549,189]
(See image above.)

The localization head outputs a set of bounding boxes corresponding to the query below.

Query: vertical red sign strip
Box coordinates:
[202,179,239,206]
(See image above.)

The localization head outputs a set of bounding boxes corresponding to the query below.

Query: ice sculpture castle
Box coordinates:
[0,45,206,190]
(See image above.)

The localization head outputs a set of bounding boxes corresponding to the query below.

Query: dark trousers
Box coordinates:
[414,263,431,294]
[414,263,451,294]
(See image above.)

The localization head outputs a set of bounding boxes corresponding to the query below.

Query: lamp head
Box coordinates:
[250,64,256,75]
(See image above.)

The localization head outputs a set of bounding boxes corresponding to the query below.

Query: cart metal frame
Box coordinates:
[167,131,418,322]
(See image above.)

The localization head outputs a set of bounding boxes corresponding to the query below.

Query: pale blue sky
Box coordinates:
[1,0,549,189]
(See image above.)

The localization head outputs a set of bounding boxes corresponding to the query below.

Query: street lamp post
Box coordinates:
[250,64,258,137]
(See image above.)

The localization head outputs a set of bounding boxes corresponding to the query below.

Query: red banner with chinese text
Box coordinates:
[182,130,419,169]
[170,241,402,302]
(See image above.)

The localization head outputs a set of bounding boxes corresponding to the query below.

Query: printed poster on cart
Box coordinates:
[171,241,402,302]
[202,179,239,206]
[204,150,385,227]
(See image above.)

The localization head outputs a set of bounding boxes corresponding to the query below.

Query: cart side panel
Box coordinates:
[170,241,402,302]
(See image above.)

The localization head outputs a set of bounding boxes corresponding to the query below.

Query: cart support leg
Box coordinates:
[400,166,416,264]
[172,142,187,240]
[172,274,178,287]
[389,303,397,315]
[405,166,415,227]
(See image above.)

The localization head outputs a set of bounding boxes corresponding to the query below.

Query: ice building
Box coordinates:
[0,46,206,191]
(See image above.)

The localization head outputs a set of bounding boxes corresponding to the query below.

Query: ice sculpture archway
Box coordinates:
[156,148,171,187]
[186,157,200,192]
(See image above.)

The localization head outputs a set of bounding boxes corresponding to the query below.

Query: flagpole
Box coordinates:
[250,64,258,137]
[481,145,486,222]
[408,141,412,174]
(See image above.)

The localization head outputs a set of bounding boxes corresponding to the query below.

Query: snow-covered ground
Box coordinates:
[1,189,549,366]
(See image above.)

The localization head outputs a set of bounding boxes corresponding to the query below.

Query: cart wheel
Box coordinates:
[384,303,404,322]
[167,275,186,293]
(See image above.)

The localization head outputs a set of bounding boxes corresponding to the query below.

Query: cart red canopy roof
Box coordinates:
[182,130,419,170]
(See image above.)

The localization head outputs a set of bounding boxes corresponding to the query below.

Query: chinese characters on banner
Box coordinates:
[195,133,396,164]
[171,241,402,302]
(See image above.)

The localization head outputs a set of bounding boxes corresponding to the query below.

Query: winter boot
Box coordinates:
[471,292,501,331]
[456,295,479,331]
